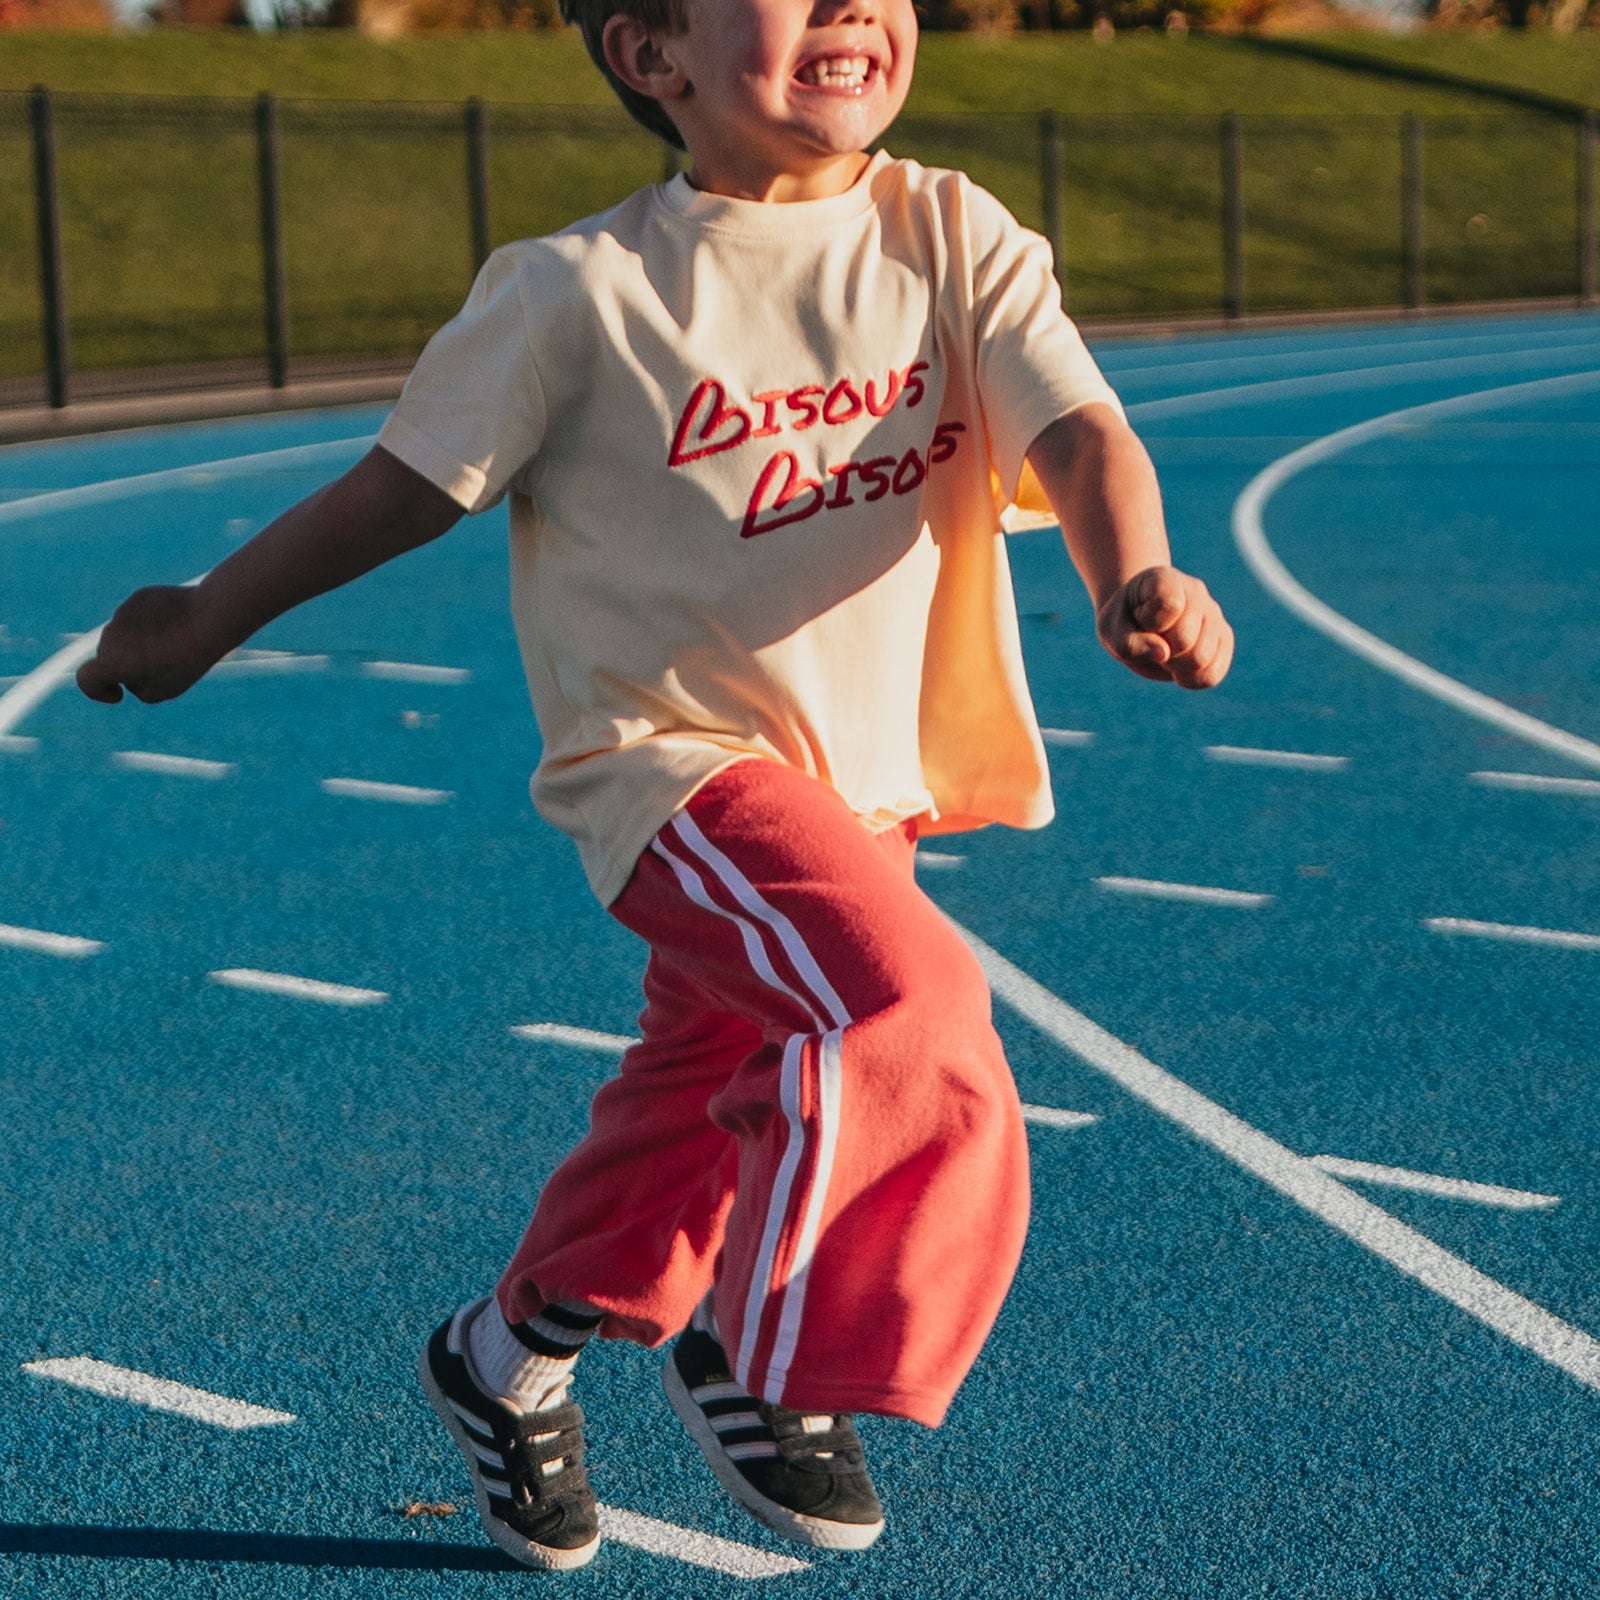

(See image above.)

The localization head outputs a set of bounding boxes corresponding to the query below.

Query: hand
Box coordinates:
[1096,566,1233,689]
[76,584,225,705]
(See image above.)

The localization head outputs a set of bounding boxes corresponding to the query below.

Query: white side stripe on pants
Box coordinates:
[656,814,854,1402]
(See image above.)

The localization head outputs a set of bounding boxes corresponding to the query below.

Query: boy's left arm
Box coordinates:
[1026,403,1233,690]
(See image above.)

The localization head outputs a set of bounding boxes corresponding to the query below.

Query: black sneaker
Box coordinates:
[663,1327,885,1551]
[417,1298,601,1571]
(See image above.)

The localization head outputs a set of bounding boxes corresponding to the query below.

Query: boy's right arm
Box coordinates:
[77,446,463,705]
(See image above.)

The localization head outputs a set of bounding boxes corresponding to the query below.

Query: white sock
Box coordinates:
[468,1297,602,1415]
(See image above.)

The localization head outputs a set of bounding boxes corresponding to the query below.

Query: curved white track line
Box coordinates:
[0,434,373,739]
[1232,368,1600,774]
[1128,338,1600,423]
[0,435,373,526]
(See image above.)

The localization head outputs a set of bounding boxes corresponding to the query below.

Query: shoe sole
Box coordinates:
[662,1357,884,1552]
[417,1308,601,1573]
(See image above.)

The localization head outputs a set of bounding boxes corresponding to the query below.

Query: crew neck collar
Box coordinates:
[656,150,891,233]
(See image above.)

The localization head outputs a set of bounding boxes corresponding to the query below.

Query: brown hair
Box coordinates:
[559,0,689,150]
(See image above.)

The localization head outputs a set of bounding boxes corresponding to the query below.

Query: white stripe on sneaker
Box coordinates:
[724,1440,782,1462]
[709,1409,765,1433]
[690,1381,751,1404]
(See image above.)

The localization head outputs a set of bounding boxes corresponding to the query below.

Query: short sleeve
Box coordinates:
[963,179,1124,499]
[377,246,549,515]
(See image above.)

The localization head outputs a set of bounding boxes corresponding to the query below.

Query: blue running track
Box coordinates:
[2,308,1598,1597]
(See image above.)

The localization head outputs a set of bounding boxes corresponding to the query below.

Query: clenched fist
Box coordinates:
[76,584,224,705]
[1097,566,1233,689]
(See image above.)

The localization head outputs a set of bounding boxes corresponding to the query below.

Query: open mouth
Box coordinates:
[794,54,877,92]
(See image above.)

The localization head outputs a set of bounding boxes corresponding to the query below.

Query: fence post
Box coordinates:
[1039,109,1066,302]
[1402,112,1424,313]
[29,86,69,411]
[465,96,491,277]
[1580,110,1598,306]
[255,91,289,390]
[1221,112,1244,320]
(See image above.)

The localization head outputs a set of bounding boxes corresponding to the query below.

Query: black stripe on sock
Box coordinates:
[508,1322,584,1359]
[541,1302,604,1333]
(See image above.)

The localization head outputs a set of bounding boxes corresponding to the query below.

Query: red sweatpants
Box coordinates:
[496,759,1030,1427]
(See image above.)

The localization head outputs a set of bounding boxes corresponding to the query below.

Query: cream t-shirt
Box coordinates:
[377,152,1123,905]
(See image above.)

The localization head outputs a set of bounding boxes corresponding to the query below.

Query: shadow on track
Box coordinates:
[0,1520,520,1573]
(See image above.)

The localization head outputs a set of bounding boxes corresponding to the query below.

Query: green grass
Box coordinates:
[0,27,1499,112]
[1262,29,1600,110]
[0,30,1589,386]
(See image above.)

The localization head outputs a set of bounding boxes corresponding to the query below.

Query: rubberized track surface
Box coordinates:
[2,310,1599,1597]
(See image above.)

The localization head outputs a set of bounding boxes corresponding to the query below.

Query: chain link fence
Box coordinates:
[3,88,1595,410]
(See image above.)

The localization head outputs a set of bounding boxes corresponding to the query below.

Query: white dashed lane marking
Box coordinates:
[321,777,453,806]
[359,660,472,685]
[1096,876,1273,908]
[21,1358,296,1430]
[512,1022,638,1052]
[209,968,388,1006]
[1205,745,1349,771]
[0,733,39,752]
[1040,727,1095,747]
[112,750,237,780]
[916,852,965,869]
[1307,1156,1560,1211]
[210,649,330,677]
[1425,917,1600,953]
[1021,1104,1100,1130]
[598,1506,808,1578]
[0,922,104,958]
[1470,770,1600,798]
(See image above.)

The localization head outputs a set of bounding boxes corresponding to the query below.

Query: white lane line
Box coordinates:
[916,852,966,869]
[961,926,1600,1397]
[0,733,39,752]
[1205,745,1349,771]
[1041,727,1095,747]
[1102,322,1599,388]
[0,438,373,740]
[1425,917,1600,953]
[21,1357,296,1430]
[598,1505,808,1578]
[360,660,472,686]
[1021,1104,1101,1130]
[210,650,330,678]
[1306,1156,1560,1212]
[1232,368,1600,775]
[209,968,388,1006]
[112,750,237,780]
[0,921,104,958]
[1128,338,1600,423]
[0,626,104,739]
[0,436,374,527]
[511,1022,638,1052]
[320,777,453,806]
[1096,876,1272,908]
[1470,770,1600,798]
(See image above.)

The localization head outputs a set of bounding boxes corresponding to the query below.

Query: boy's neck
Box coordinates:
[682,148,873,204]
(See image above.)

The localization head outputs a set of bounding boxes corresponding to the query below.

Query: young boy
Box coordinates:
[78,0,1233,1573]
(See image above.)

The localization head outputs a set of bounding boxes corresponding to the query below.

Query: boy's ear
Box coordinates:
[602,14,689,102]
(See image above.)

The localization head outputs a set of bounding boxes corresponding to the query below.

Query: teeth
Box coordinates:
[800,55,871,89]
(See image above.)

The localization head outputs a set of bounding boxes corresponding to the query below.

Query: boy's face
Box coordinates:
[656,0,917,199]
